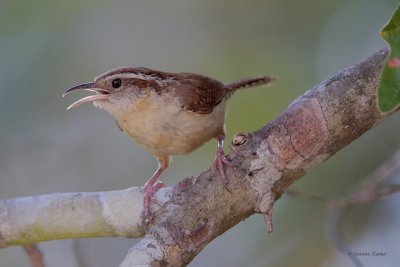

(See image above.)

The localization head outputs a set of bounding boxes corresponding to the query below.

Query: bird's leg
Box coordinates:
[212,134,233,185]
[143,157,168,221]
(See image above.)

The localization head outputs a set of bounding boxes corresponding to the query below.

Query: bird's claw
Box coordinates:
[212,147,233,185]
[143,181,165,221]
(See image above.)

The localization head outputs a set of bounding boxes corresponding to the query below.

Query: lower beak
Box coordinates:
[63,82,110,110]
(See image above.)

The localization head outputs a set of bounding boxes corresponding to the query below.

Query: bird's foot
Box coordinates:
[212,147,233,185]
[143,181,165,222]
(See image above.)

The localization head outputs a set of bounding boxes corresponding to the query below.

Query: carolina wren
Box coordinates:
[64,67,274,220]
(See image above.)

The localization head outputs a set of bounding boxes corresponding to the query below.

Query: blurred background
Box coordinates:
[1,0,400,266]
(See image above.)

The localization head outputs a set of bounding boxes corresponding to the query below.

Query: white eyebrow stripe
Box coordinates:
[101,72,156,82]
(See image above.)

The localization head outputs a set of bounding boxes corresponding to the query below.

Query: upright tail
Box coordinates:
[225,75,276,91]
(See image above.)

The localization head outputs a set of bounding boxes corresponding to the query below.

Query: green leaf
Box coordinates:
[378,5,400,112]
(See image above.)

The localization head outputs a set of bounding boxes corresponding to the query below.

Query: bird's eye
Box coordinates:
[112,78,122,88]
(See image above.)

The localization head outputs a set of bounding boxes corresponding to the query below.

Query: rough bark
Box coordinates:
[0,48,396,267]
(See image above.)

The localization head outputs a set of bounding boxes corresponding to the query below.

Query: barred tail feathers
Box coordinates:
[225,75,276,91]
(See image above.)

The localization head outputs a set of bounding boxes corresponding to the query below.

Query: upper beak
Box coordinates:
[63,82,111,110]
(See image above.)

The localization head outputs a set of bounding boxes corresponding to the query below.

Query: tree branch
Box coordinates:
[120,47,395,266]
[0,48,396,267]
[23,244,46,267]
[0,187,147,247]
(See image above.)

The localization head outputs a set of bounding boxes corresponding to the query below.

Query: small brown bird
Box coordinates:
[64,67,274,220]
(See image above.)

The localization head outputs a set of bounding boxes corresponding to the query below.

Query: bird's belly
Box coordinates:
[118,102,226,157]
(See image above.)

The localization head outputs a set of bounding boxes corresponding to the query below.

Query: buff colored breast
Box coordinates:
[108,92,226,158]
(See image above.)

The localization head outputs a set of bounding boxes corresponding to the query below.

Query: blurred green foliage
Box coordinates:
[379,5,400,112]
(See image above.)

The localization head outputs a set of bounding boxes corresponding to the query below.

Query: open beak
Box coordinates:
[63,82,111,110]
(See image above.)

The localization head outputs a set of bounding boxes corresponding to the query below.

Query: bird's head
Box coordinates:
[63,67,169,115]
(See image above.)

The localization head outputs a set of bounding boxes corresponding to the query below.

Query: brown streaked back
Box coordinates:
[173,73,227,114]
